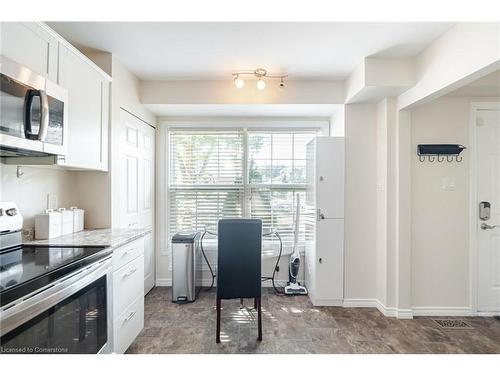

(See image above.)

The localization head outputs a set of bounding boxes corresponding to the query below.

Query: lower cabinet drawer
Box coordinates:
[113,237,144,271]
[113,295,144,354]
[113,255,144,320]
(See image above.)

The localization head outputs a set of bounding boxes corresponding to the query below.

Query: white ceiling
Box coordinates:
[47,22,453,80]
[446,70,500,97]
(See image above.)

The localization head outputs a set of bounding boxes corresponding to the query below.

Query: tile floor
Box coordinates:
[126,287,500,354]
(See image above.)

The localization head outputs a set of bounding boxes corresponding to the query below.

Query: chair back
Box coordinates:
[217,218,262,299]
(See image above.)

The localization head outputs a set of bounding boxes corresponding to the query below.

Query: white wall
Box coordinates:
[376,100,389,306]
[410,97,472,309]
[398,23,500,109]
[0,165,77,230]
[344,103,378,299]
[141,79,345,105]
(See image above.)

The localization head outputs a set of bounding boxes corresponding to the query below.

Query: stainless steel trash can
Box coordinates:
[172,231,202,303]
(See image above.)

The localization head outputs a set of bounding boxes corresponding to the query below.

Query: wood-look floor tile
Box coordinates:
[128,287,500,354]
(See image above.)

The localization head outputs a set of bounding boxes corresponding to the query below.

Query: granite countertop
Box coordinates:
[25,228,152,250]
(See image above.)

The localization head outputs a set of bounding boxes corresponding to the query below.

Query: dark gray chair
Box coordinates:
[216,218,262,343]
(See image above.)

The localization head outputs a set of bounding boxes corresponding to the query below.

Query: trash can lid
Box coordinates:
[172,231,200,243]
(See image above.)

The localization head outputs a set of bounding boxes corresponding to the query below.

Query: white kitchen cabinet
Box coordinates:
[113,255,144,318]
[57,43,110,171]
[117,109,156,295]
[112,237,145,354]
[0,22,58,81]
[114,295,144,354]
[305,137,345,306]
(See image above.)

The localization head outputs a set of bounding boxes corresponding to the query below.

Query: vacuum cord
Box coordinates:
[262,230,285,295]
[200,230,216,290]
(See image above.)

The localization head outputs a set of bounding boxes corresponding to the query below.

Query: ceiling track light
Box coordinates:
[232,68,287,90]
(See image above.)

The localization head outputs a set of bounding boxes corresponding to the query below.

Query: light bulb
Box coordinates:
[234,76,245,88]
[256,78,266,90]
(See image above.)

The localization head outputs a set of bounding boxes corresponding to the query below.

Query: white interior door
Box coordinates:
[477,109,500,312]
[119,109,156,295]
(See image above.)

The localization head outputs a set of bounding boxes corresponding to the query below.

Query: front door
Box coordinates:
[477,108,500,313]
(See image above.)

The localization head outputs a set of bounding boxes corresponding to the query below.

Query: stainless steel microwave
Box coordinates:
[0,56,68,157]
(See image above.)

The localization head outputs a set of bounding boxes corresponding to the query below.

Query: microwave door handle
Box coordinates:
[38,90,49,141]
[23,89,49,141]
[23,89,37,140]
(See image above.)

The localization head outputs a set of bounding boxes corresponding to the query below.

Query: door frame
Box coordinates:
[469,101,500,316]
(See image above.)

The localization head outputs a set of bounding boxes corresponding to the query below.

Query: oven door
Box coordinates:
[0,257,112,354]
[0,55,68,156]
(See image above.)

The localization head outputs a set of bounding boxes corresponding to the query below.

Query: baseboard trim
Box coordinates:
[151,284,486,319]
[412,306,473,317]
[476,311,500,317]
[311,298,343,306]
[343,298,413,319]
[155,278,299,288]
[155,278,298,289]
[342,298,379,308]
[155,278,172,287]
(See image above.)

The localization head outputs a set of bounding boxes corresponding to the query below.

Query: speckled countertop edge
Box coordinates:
[24,228,152,250]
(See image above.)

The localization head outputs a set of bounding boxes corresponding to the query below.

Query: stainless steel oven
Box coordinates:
[0,202,113,354]
[0,55,68,157]
[0,256,113,354]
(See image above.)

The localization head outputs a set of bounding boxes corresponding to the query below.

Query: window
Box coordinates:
[168,128,316,262]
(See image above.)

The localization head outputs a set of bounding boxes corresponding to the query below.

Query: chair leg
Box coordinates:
[254,298,257,309]
[216,298,221,343]
[257,297,262,341]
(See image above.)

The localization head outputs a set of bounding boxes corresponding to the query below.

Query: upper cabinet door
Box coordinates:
[57,44,109,170]
[0,22,58,81]
[316,137,345,219]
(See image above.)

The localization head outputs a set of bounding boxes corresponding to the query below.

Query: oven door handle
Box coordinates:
[0,257,112,337]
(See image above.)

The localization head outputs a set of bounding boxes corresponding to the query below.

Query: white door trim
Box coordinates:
[469,101,500,315]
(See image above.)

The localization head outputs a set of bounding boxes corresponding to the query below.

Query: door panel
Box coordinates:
[143,232,154,295]
[1,23,56,80]
[477,109,500,312]
[119,110,155,295]
[58,44,104,169]
[126,156,139,214]
[316,137,345,219]
[315,218,344,302]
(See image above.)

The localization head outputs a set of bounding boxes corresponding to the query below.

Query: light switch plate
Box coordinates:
[442,177,456,191]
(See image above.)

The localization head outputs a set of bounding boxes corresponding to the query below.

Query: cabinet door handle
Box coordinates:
[123,310,137,323]
[124,268,137,277]
[122,249,135,257]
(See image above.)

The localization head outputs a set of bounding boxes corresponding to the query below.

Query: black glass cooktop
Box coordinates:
[0,245,111,307]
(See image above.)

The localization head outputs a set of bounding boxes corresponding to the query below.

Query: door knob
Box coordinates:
[481,223,500,230]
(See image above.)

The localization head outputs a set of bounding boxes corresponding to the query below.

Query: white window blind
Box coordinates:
[247,131,315,252]
[168,129,316,265]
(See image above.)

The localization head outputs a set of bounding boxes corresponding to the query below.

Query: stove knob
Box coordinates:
[6,208,17,216]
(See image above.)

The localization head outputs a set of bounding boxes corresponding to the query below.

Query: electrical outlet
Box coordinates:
[47,194,58,210]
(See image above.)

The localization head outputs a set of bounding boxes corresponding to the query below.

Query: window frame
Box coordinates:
[158,119,328,256]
